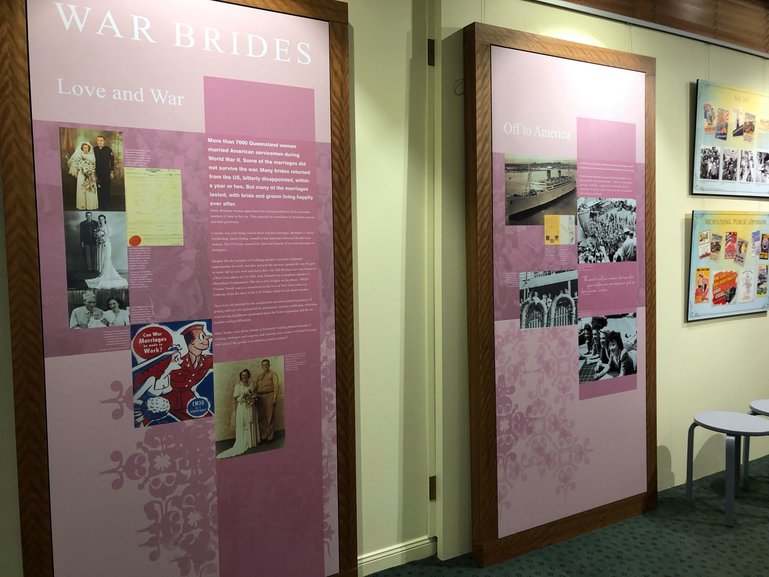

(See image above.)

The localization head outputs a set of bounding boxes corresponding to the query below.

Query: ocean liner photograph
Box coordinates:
[504,158,577,226]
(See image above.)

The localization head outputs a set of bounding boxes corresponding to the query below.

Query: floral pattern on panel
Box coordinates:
[102,380,218,577]
[316,141,340,576]
[320,329,339,567]
[496,323,592,511]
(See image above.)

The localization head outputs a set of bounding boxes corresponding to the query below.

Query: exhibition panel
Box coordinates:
[463,22,657,566]
[1,1,356,576]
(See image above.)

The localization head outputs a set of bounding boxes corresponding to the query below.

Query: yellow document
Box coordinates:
[125,168,184,246]
[544,215,575,245]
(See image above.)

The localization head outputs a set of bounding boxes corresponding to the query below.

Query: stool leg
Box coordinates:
[686,422,698,502]
[725,434,736,527]
[735,436,742,489]
[743,436,751,488]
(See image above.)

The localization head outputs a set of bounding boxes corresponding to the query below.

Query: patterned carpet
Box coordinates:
[372,455,769,576]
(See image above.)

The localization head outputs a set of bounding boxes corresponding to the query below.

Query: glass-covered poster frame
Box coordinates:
[0,1,356,577]
[687,210,769,321]
[463,22,657,567]
[693,79,769,198]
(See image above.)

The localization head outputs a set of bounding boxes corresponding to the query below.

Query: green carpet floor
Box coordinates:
[373,455,769,576]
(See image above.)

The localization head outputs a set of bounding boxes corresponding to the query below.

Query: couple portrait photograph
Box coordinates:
[64,210,130,329]
[68,289,130,329]
[59,126,124,212]
[215,356,286,459]
[63,211,129,291]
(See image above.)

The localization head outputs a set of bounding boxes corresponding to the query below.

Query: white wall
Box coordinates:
[5,1,769,576]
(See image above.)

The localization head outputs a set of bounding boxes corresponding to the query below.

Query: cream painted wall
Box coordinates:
[348,0,434,573]
[5,1,769,576]
[433,0,475,561]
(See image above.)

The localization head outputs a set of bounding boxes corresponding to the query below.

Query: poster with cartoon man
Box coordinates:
[131,319,214,427]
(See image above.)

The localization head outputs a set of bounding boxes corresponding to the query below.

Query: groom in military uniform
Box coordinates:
[167,323,214,420]
[79,211,99,272]
[94,135,115,210]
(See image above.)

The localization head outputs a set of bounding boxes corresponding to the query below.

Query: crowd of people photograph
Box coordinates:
[577,198,637,264]
[699,145,720,179]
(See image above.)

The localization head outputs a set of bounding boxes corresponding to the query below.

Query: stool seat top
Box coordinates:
[750,399,769,416]
[694,411,769,436]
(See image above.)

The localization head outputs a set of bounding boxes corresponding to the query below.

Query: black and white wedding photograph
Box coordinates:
[64,210,129,292]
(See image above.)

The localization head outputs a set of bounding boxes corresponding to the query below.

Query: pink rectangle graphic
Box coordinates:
[205,78,326,577]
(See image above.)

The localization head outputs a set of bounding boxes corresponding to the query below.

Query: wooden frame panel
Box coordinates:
[463,22,657,566]
[0,1,356,576]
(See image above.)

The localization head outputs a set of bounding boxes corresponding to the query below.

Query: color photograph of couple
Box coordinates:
[215,356,286,459]
[59,127,124,211]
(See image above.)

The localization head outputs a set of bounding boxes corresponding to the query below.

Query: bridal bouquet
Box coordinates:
[242,388,257,407]
[95,228,107,244]
[68,154,92,178]
[142,396,170,421]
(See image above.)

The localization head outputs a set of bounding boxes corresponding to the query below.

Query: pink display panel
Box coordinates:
[14,1,354,576]
[492,45,647,535]
[464,23,656,567]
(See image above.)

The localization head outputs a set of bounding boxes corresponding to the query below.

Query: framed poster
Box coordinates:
[0,1,356,577]
[693,79,769,198]
[687,210,769,321]
[463,23,656,566]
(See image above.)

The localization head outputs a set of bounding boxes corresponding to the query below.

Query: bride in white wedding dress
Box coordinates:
[86,214,128,290]
[68,141,98,210]
[217,369,260,459]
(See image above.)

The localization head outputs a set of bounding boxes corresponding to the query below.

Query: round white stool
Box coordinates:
[749,399,769,417]
[745,400,769,479]
[686,411,769,526]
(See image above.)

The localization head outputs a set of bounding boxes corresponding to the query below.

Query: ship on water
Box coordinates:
[505,163,576,221]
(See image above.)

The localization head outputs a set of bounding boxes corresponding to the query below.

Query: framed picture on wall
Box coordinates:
[687,210,769,321]
[463,22,657,567]
[693,80,769,198]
